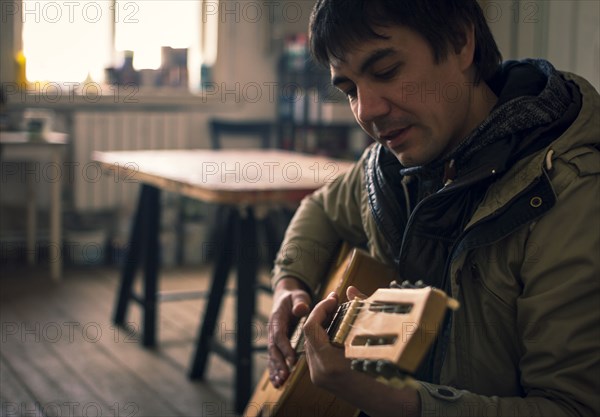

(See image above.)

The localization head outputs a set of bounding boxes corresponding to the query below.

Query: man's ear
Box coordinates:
[457,23,476,72]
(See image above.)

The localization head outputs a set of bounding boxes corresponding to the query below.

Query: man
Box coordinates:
[268,0,599,416]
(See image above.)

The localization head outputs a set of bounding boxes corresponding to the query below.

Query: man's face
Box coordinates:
[330,25,479,167]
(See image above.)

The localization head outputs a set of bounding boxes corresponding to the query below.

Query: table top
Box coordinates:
[93,149,355,205]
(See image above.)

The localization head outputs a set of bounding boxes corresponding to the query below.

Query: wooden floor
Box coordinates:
[0,262,273,417]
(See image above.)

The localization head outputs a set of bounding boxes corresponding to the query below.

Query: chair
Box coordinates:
[209,118,274,150]
[204,118,287,265]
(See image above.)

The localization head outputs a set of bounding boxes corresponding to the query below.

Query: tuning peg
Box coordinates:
[362,360,378,374]
[350,359,377,375]
[389,280,427,289]
[375,360,394,377]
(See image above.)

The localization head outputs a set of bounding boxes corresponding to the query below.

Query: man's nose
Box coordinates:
[356,85,391,125]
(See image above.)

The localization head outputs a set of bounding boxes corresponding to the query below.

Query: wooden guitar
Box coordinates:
[245,245,458,417]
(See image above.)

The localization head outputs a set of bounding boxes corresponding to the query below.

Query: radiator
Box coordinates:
[72,111,207,211]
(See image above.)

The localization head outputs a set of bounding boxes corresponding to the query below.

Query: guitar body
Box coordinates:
[245,245,396,417]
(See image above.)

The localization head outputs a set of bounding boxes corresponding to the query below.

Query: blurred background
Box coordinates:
[0,0,598,269]
[0,1,598,415]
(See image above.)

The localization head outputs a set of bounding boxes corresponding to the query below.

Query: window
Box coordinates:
[22,0,112,83]
[22,0,215,91]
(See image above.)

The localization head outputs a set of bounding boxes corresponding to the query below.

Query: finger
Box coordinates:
[303,292,338,348]
[291,291,311,317]
[346,285,366,301]
[268,343,288,387]
[269,312,297,366]
[267,289,311,387]
[268,317,296,387]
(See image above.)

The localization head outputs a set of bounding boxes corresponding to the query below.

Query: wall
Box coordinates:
[485,0,599,91]
[210,0,319,119]
[0,2,22,86]
[2,1,597,241]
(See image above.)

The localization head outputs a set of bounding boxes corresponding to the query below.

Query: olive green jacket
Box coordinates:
[272,72,599,416]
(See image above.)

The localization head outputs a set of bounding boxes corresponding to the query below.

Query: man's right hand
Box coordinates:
[268,277,311,388]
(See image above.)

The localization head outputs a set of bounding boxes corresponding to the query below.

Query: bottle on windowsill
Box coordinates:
[118,50,140,86]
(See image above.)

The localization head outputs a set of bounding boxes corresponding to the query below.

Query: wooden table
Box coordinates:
[94,149,354,412]
[0,132,68,281]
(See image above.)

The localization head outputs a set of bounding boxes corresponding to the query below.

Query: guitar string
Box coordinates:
[338,300,413,308]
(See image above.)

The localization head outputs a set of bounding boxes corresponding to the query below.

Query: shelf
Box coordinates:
[276,37,356,159]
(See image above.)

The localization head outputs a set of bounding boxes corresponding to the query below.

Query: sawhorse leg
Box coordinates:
[189,205,258,413]
[235,207,258,412]
[112,184,161,347]
[189,205,236,379]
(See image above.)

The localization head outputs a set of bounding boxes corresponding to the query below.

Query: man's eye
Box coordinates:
[374,65,400,80]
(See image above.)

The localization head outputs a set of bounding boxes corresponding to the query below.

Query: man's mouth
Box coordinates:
[380,125,412,149]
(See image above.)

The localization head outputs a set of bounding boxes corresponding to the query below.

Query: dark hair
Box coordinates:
[309,0,502,83]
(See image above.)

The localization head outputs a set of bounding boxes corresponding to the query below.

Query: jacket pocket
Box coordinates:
[469,261,515,313]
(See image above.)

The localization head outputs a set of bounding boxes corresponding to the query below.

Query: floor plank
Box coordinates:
[0,263,273,417]
[0,354,43,417]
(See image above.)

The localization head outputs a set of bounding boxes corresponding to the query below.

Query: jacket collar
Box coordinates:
[401,60,578,187]
[467,72,596,229]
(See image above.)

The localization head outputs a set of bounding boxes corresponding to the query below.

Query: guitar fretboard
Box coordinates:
[294,301,355,354]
